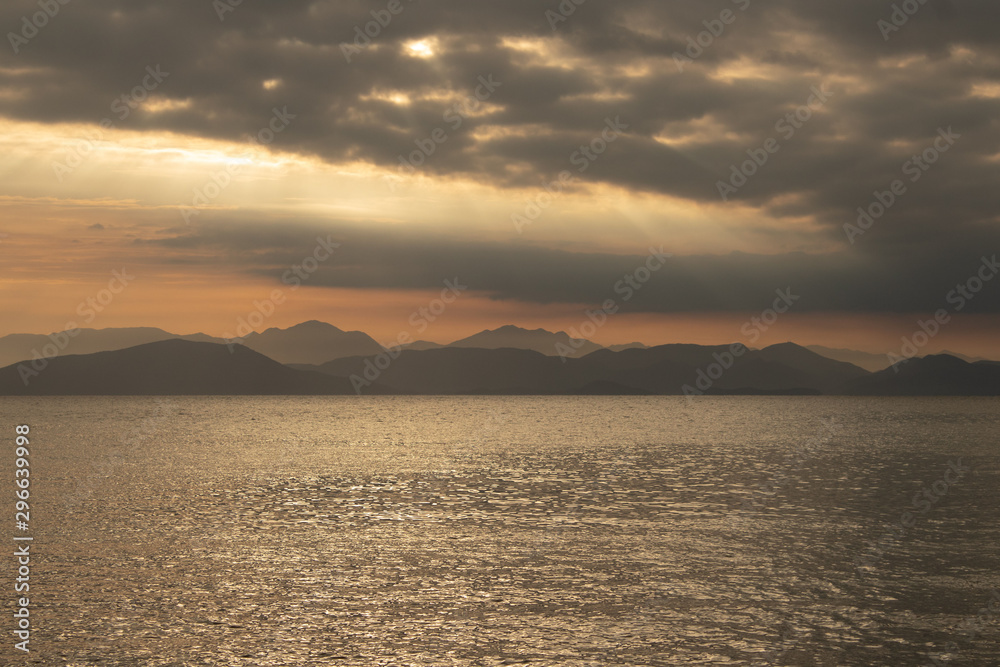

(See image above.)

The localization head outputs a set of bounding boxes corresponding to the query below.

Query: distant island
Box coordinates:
[1,322,999,396]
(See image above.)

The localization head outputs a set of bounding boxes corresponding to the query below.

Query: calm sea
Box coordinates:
[1,396,998,665]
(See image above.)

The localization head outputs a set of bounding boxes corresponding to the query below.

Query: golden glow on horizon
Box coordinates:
[3,273,1000,360]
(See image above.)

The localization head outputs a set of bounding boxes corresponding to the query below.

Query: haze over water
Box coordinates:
[5,396,999,665]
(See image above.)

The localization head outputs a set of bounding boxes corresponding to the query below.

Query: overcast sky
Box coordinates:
[1,0,998,355]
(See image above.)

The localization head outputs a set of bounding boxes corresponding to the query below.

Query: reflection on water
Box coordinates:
[4,396,999,665]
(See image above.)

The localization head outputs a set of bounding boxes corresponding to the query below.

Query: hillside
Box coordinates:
[0,340,363,395]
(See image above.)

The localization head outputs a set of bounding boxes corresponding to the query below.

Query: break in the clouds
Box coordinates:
[2,0,999,323]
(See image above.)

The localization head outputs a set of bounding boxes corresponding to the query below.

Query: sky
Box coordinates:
[1,0,999,357]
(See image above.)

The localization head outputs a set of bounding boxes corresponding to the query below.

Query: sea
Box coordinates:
[1,396,998,666]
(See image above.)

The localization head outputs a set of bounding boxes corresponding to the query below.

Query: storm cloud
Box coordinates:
[4,0,999,315]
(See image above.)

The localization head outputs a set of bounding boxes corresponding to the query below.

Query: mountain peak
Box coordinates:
[494,325,547,334]
[845,352,1000,395]
[0,339,359,395]
[287,320,343,332]
[449,325,603,358]
[909,353,967,367]
[239,321,382,365]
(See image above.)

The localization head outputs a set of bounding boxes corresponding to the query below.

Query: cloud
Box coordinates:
[3,2,998,204]
[4,0,998,316]
[148,218,1000,315]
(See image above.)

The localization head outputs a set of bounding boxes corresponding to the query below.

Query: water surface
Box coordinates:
[2,396,998,665]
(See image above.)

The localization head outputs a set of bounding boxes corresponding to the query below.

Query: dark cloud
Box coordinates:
[4,0,998,313]
[148,218,1000,315]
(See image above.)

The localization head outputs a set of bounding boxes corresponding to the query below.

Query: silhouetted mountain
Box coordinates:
[758,342,870,392]
[3,335,994,396]
[0,327,226,369]
[238,321,384,364]
[0,340,362,395]
[5,323,994,381]
[607,342,648,352]
[403,340,446,351]
[313,342,870,395]
[448,325,603,358]
[807,345,893,372]
[319,347,580,394]
[570,342,867,395]
[939,349,989,364]
[843,354,1000,395]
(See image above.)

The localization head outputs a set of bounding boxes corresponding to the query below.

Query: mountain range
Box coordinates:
[805,345,989,372]
[0,321,605,368]
[446,324,604,358]
[295,341,870,395]
[0,339,360,395]
[1,331,998,396]
[238,321,384,365]
[2,321,941,370]
[0,327,227,369]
